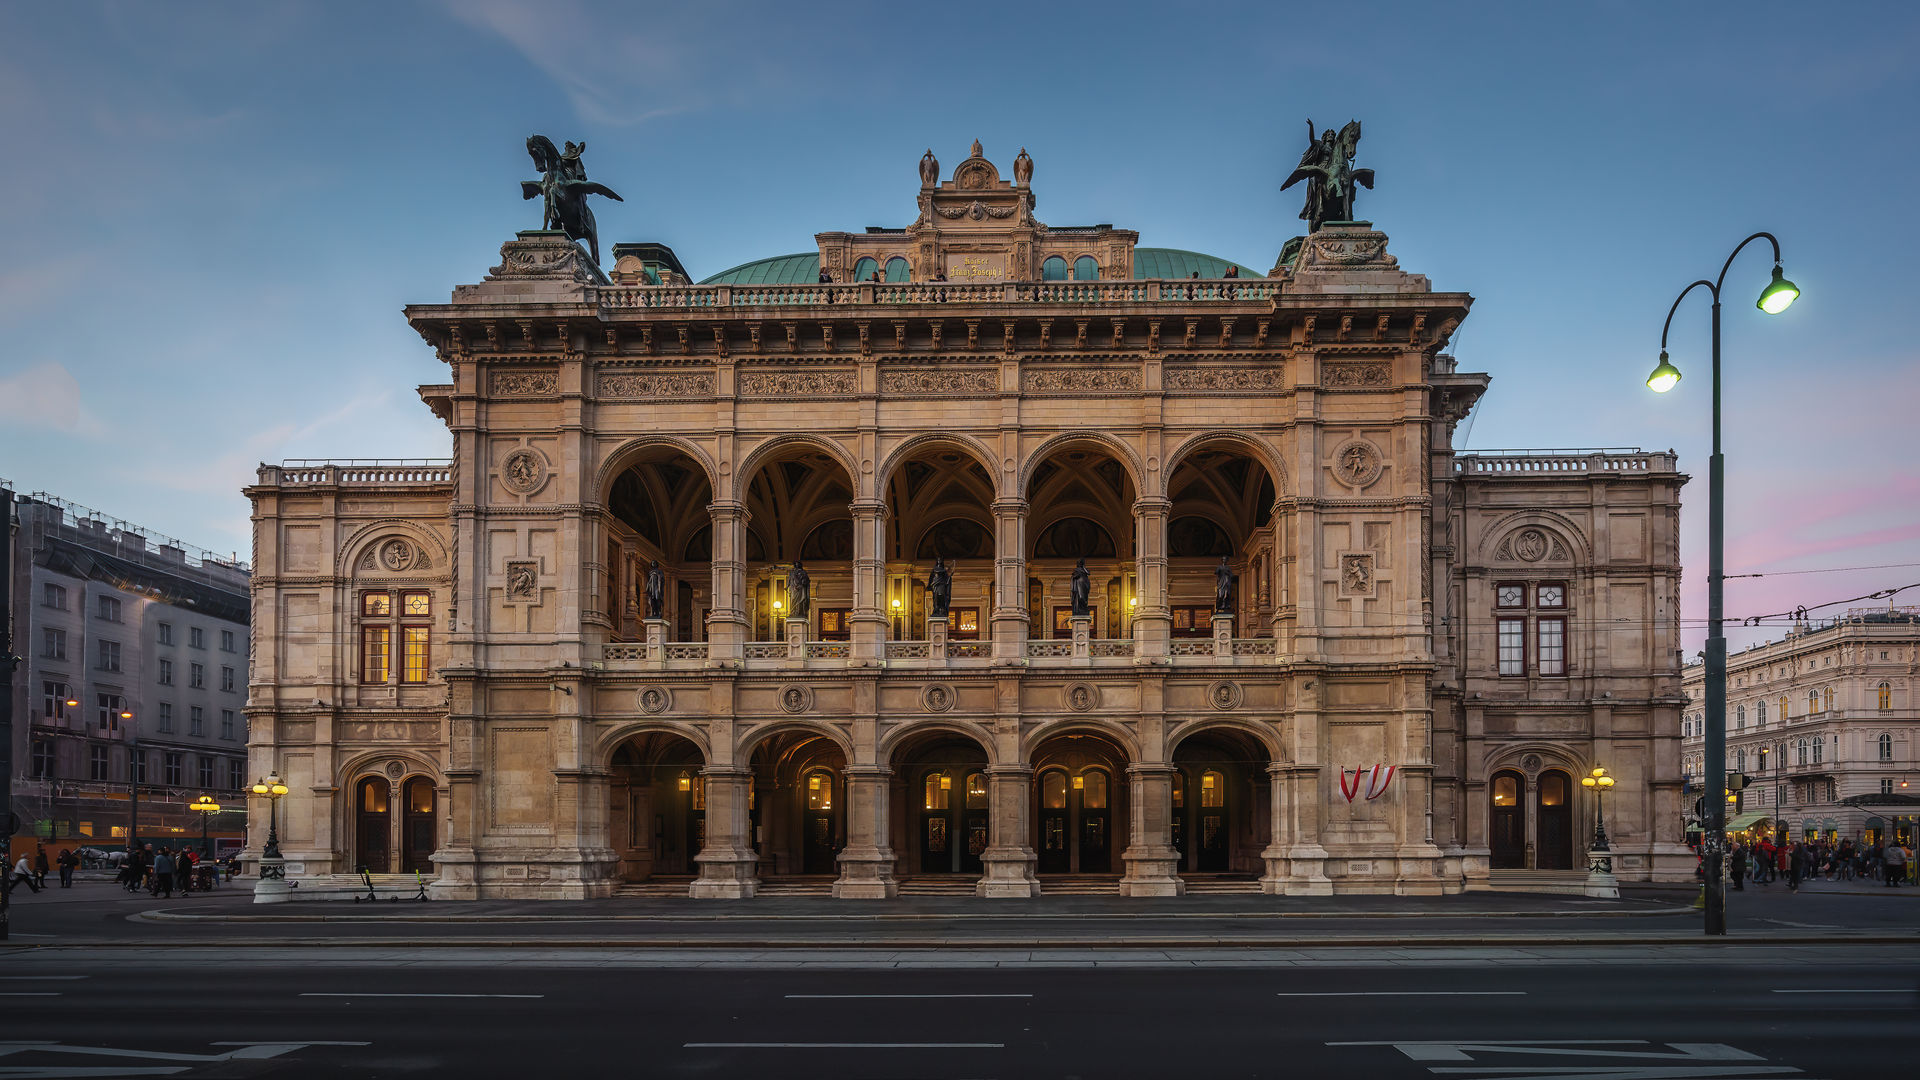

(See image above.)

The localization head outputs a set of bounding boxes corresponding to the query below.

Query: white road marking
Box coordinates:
[1771,988,1910,994]
[785,993,1032,999]
[300,992,543,999]
[686,1042,1004,1049]
[1280,991,1525,997]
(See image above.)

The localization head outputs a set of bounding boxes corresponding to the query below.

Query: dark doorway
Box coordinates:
[747,732,845,877]
[355,777,392,874]
[401,777,437,874]
[1171,729,1267,875]
[1490,771,1524,869]
[1536,770,1574,869]
[607,732,706,883]
[1031,732,1128,876]
[896,734,991,876]
[801,768,840,874]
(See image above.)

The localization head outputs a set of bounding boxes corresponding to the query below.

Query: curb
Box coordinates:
[6,933,1918,951]
[130,905,1694,925]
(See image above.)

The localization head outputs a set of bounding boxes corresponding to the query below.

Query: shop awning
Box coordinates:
[1725,811,1769,831]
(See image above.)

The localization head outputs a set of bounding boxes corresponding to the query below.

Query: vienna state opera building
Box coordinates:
[243,142,1693,899]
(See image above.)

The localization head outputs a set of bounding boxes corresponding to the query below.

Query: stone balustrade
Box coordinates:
[594,277,1277,312]
[263,461,454,486]
[1454,450,1677,477]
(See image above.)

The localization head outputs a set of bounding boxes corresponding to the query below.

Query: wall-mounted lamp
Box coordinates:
[550,683,574,696]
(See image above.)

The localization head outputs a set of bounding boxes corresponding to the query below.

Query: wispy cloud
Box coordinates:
[0,361,108,436]
[137,389,397,497]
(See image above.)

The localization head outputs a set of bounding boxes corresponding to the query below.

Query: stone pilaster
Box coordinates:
[990,498,1030,665]
[833,765,898,898]
[977,764,1039,896]
[706,500,749,666]
[1118,762,1183,896]
[1262,762,1332,895]
[691,766,758,898]
[1132,496,1171,662]
[849,500,888,666]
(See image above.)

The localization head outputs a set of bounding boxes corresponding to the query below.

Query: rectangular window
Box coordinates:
[220,710,235,740]
[43,681,72,721]
[403,591,430,617]
[97,595,121,622]
[1497,618,1526,676]
[362,626,391,684]
[43,627,66,660]
[1495,582,1526,609]
[945,608,980,640]
[1885,779,1898,796]
[1535,582,1567,608]
[131,750,148,785]
[1052,607,1075,640]
[32,740,55,779]
[96,693,121,731]
[164,752,183,786]
[97,639,121,672]
[189,662,205,688]
[189,706,204,736]
[816,608,850,641]
[401,627,430,684]
[89,745,109,781]
[227,759,244,791]
[158,658,173,686]
[220,629,235,652]
[43,583,68,609]
[1171,606,1215,638]
[363,592,391,617]
[190,627,206,649]
[1536,617,1566,676]
[198,757,215,789]
[157,702,173,733]
[158,621,174,646]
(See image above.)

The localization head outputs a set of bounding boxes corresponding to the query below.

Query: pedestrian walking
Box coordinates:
[1884,840,1908,888]
[1730,843,1748,890]
[174,848,193,895]
[57,847,77,888]
[33,845,50,889]
[150,849,175,899]
[6,853,41,896]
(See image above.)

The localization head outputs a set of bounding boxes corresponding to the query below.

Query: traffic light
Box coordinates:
[1726,772,1751,792]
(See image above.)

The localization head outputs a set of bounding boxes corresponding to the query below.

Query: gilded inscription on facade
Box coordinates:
[945,253,1005,281]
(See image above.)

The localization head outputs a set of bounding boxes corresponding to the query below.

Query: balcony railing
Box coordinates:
[595,277,1281,312]
[265,460,454,486]
[593,632,1278,670]
[1454,449,1677,477]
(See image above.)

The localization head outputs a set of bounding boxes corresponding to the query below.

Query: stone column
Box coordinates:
[990,497,1030,665]
[706,500,749,666]
[849,500,887,667]
[1132,496,1172,662]
[834,765,898,898]
[1262,762,1332,895]
[1119,762,1183,896]
[691,766,757,898]
[977,764,1039,896]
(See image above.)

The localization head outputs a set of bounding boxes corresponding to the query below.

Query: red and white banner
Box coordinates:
[1338,764,1397,802]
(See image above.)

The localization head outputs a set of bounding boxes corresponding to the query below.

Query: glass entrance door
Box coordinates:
[1490,771,1524,869]
[401,777,436,874]
[1536,770,1573,870]
[1195,769,1227,872]
[355,777,392,874]
[1038,770,1070,873]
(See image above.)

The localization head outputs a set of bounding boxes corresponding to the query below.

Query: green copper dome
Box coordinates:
[699,248,1255,285]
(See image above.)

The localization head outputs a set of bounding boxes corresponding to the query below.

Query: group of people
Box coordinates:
[1727,836,1913,890]
[4,845,79,895]
[115,844,218,897]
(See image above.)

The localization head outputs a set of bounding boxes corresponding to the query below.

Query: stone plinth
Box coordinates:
[1283,224,1431,296]
[1071,614,1091,661]
[927,617,948,661]
[1212,612,1234,661]
[644,618,666,663]
[252,857,290,904]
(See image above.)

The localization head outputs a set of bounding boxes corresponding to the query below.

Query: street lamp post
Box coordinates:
[1646,232,1797,936]
[120,708,138,857]
[1582,766,1617,855]
[190,795,221,859]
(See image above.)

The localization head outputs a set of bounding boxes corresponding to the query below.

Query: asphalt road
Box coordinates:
[0,948,1914,1077]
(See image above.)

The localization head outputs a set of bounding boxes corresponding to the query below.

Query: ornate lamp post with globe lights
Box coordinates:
[250,772,290,904]
[1645,232,1798,935]
[1581,766,1619,897]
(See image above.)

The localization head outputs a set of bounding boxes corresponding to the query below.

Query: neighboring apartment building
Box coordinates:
[4,486,252,851]
[243,141,1690,898]
[1681,608,1919,847]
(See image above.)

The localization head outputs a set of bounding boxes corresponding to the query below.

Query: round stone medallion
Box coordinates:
[1208,680,1244,711]
[779,685,813,714]
[921,683,956,713]
[1331,440,1384,488]
[502,448,548,495]
[1064,682,1098,712]
[639,686,671,715]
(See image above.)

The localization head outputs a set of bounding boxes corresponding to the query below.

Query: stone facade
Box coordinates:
[241,146,1692,898]
[1681,609,1920,845]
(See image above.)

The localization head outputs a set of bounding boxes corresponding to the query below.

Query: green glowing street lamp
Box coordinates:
[1645,232,1796,936]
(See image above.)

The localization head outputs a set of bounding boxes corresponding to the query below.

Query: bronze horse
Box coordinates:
[521,135,622,264]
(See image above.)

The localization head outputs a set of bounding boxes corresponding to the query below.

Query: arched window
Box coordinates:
[1736,705,1746,728]
[852,256,878,282]
[1200,769,1224,808]
[1880,733,1894,761]
[884,256,910,283]
[1811,737,1823,765]
[1041,255,1068,281]
[1072,256,1099,281]
[1757,700,1767,725]
[1779,696,1789,723]
[1878,682,1892,710]
[1808,690,1819,714]
[923,770,949,811]
[1823,687,1833,711]
[1796,738,1808,766]
[1735,748,1746,772]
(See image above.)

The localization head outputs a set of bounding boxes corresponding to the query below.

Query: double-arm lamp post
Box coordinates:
[1645,232,1798,935]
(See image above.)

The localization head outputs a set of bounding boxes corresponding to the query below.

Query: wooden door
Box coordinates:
[1490,771,1524,869]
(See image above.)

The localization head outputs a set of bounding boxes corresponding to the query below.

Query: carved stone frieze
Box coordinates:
[1163,366,1287,392]
[598,371,715,398]
[1321,362,1391,388]
[1023,368,1142,393]
[361,537,431,572]
[491,370,560,397]
[738,371,856,397]
[505,560,539,600]
[486,236,599,283]
[880,368,997,395]
[1340,553,1376,597]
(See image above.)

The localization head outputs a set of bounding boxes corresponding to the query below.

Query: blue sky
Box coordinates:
[2,1,1915,651]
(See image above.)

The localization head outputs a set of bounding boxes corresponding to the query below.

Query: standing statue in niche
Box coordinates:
[521,135,623,264]
[786,560,812,619]
[1280,119,1373,233]
[1070,557,1092,617]
[1214,556,1237,614]
[928,556,953,619]
[645,559,666,620]
[919,148,940,187]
